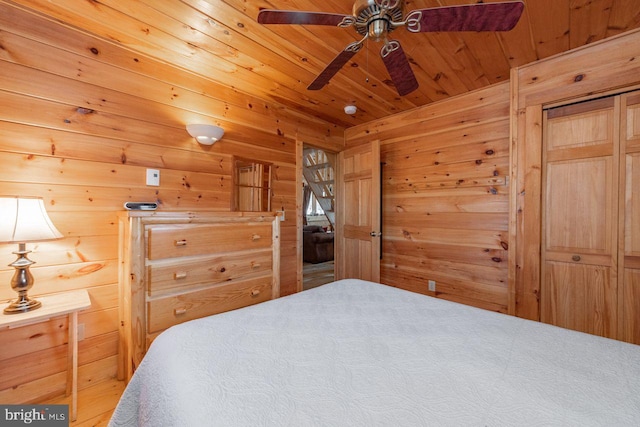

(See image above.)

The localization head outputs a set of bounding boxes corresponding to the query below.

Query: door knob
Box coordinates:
[370,231,382,237]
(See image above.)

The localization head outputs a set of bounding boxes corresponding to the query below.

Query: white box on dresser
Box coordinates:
[117,211,280,381]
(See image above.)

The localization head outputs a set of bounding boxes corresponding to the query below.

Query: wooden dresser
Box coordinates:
[117,211,280,381]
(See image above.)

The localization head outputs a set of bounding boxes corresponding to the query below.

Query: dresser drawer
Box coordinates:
[147,249,273,297]
[147,223,272,260]
[147,276,273,333]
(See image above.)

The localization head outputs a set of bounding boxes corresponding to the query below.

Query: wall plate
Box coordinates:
[146,169,160,186]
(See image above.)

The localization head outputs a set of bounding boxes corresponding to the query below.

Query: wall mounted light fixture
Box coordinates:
[186,124,224,145]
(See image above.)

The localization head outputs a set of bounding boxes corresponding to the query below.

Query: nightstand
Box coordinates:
[0,289,91,421]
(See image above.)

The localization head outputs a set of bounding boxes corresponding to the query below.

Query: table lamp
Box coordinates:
[0,196,63,314]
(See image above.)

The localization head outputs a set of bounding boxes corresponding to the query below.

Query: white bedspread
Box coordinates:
[109,279,640,426]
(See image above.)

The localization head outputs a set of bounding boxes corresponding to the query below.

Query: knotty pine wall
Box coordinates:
[345,83,510,313]
[0,3,343,403]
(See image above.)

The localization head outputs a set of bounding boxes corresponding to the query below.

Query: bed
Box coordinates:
[109,279,640,426]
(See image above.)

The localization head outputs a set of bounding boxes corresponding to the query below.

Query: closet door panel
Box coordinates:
[542,97,618,338]
[542,261,615,337]
[625,153,640,257]
[546,103,613,150]
[545,157,613,255]
[624,92,640,148]
[622,269,640,344]
[621,91,640,344]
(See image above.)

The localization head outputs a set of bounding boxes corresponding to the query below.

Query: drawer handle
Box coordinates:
[174,239,188,246]
[572,255,581,262]
[174,307,187,316]
[252,234,261,241]
[174,271,187,280]
[251,289,260,297]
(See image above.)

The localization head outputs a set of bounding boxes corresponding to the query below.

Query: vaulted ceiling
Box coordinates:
[9,0,640,128]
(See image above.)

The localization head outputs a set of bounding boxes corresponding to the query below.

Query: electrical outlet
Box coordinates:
[428,280,436,292]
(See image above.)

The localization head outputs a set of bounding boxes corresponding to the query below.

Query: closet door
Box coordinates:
[541,97,619,338]
[621,91,640,344]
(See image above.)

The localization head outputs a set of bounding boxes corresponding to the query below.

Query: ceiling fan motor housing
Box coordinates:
[353,0,403,41]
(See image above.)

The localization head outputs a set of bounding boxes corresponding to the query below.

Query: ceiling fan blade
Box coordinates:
[257,10,354,27]
[308,43,362,90]
[405,1,524,33]
[380,40,418,96]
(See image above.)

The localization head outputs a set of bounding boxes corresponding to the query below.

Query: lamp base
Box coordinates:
[3,295,41,314]
[4,244,41,314]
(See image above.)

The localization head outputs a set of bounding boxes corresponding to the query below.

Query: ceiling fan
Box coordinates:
[257,0,524,96]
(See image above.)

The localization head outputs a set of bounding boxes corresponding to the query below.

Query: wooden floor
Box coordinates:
[303,260,335,290]
[44,378,125,426]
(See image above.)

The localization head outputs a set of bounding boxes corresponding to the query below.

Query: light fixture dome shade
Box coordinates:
[187,124,224,145]
[344,105,357,115]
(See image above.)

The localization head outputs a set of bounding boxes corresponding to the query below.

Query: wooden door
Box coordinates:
[541,97,619,338]
[335,141,381,282]
[620,91,640,344]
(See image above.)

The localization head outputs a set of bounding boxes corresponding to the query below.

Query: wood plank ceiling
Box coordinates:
[7,0,640,129]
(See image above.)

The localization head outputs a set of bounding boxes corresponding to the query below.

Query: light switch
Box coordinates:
[146,169,160,186]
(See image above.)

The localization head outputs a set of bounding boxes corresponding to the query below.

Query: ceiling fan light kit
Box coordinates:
[257,0,524,96]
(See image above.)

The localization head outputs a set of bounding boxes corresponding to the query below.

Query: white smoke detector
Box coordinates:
[344,105,357,115]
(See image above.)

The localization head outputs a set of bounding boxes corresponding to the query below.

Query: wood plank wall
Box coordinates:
[345,83,510,312]
[0,2,343,404]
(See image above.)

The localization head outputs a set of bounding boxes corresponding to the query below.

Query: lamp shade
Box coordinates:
[186,124,224,145]
[0,196,63,243]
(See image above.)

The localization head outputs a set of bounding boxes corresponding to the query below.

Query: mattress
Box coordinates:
[109,279,640,426]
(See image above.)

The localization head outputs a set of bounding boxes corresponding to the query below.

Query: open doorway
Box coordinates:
[302,145,335,290]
